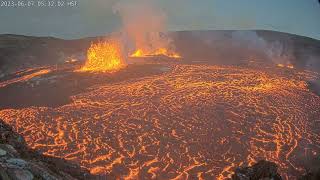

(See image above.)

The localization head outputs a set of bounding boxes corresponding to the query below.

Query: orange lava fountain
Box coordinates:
[79,40,125,72]
[130,48,181,59]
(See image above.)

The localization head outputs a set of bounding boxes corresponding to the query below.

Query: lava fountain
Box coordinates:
[79,40,126,73]
[130,47,181,59]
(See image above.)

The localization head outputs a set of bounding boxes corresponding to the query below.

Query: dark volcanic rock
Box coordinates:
[298,157,320,180]
[231,160,282,180]
[0,34,96,74]
[299,171,320,180]
[1,30,320,75]
[0,119,96,179]
[307,79,320,96]
[172,30,320,73]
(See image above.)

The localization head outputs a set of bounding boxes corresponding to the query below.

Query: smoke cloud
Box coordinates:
[231,31,293,65]
[112,0,175,56]
[231,31,320,95]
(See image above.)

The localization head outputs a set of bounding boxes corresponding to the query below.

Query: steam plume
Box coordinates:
[113,0,175,56]
[231,31,293,65]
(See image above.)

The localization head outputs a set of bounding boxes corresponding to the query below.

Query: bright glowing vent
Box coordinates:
[79,40,125,72]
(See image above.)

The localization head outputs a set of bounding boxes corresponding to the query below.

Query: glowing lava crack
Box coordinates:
[0,64,319,179]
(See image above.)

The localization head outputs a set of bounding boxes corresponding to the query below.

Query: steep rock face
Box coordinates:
[0,119,95,180]
[231,160,282,180]
[0,34,94,74]
[298,157,320,180]
[231,160,320,180]
[1,30,320,75]
[299,171,320,180]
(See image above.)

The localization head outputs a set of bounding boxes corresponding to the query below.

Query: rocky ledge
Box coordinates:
[0,119,95,180]
[231,160,282,180]
[231,159,320,180]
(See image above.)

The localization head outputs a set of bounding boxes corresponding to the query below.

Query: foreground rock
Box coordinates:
[299,171,320,180]
[232,160,320,180]
[0,119,96,180]
[298,157,320,180]
[231,160,282,180]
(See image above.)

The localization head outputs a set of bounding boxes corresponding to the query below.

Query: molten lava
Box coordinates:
[0,63,319,179]
[277,63,294,69]
[79,40,125,72]
[0,68,51,88]
[130,48,181,59]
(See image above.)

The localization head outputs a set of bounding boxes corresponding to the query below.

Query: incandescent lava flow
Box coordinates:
[0,62,319,179]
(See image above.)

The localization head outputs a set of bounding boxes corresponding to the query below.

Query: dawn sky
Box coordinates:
[0,0,319,39]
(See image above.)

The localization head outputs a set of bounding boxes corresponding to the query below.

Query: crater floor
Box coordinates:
[0,63,319,179]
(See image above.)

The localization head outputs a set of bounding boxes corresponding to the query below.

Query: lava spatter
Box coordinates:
[78,40,126,73]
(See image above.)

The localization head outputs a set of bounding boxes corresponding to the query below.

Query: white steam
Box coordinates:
[113,0,175,56]
[231,31,293,65]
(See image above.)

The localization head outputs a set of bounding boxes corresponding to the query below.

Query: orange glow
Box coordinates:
[130,48,181,59]
[277,63,294,69]
[0,64,319,179]
[277,64,285,68]
[287,64,294,69]
[0,68,51,88]
[79,40,125,72]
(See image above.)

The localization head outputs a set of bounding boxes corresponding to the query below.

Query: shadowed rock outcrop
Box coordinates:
[298,157,320,180]
[0,119,96,180]
[231,160,282,180]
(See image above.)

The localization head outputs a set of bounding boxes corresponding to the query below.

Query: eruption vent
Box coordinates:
[131,47,181,58]
[79,40,125,72]
[114,0,181,59]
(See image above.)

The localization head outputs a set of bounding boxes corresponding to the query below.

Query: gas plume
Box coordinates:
[113,0,179,58]
[231,31,294,65]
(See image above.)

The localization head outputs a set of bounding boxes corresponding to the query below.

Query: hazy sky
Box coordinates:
[0,0,319,39]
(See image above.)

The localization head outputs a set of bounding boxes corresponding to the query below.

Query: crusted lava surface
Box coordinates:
[0,58,319,179]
